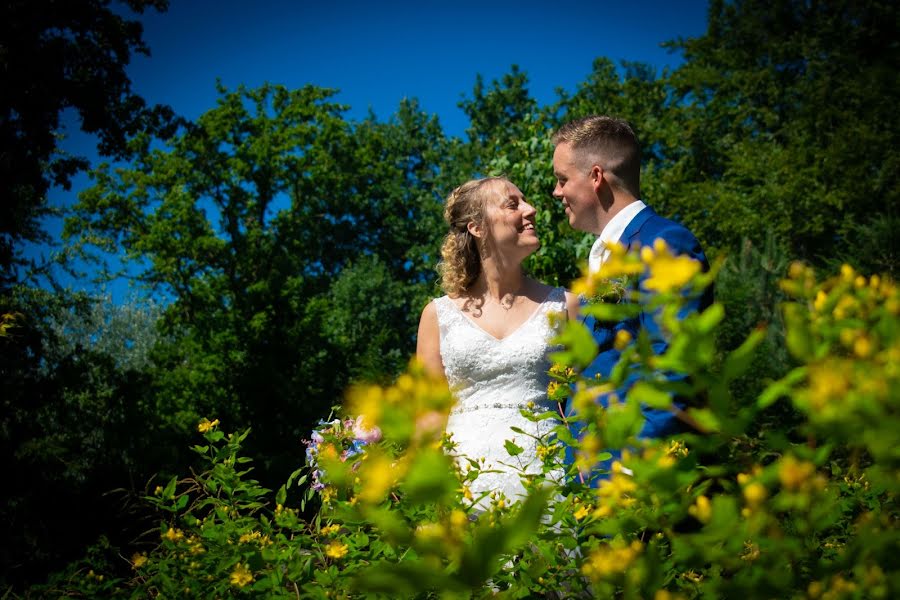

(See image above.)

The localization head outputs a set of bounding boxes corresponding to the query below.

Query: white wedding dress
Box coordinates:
[434,287,566,506]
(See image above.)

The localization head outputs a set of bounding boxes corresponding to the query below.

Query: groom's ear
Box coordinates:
[590,165,604,191]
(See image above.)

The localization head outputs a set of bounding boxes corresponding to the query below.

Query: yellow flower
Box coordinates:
[788,261,806,279]
[688,495,712,523]
[613,329,633,351]
[320,524,341,536]
[778,455,816,492]
[324,541,349,559]
[806,362,851,411]
[153,485,163,496]
[346,385,384,428]
[415,522,446,542]
[549,363,575,378]
[641,241,702,293]
[131,552,148,569]
[536,444,554,460]
[163,527,184,542]
[581,539,642,581]
[840,263,855,282]
[813,290,828,312]
[319,486,336,504]
[596,254,644,281]
[853,335,873,358]
[197,418,220,433]
[239,531,263,544]
[229,563,253,588]
[743,482,768,507]
[358,454,397,503]
[449,509,468,529]
[461,485,473,501]
[574,504,592,520]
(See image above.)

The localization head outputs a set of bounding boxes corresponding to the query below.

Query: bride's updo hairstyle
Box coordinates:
[437,176,508,296]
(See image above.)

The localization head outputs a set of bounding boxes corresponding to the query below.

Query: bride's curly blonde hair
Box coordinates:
[437,176,508,296]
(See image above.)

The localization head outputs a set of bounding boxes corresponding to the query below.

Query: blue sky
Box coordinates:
[125,0,709,136]
[39,0,710,300]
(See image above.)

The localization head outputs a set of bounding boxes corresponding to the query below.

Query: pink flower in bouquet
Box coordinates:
[352,415,382,443]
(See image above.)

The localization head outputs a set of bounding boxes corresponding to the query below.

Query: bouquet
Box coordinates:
[304,415,382,491]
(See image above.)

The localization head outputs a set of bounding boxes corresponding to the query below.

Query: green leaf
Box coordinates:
[758,366,808,408]
[504,440,524,456]
[581,302,643,321]
[694,303,725,334]
[723,326,766,381]
[402,449,458,503]
[627,381,672,409]
[550,320,597,370]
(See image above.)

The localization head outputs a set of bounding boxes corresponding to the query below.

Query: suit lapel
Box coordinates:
[621,205,656,248]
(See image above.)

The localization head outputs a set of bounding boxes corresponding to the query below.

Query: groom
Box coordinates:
[551,115,711,476]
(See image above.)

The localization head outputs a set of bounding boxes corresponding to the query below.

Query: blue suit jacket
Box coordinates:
[566,206,711,479]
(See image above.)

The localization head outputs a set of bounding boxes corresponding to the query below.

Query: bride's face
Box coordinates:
[480,181,540,259]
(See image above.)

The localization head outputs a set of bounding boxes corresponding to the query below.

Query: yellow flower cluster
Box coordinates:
[571,239,703,300]
[197,418,220,433]
[187,534,206,554]
[548,363,575,379]
[546,380,567,402]
[238,530,271,546]
[575,432,603,475]
[536,444,554,461]
[324,541,349,559]
[777,455,823,493]
[593,466,638,518]
[667,439,689,459]
[356,451,404,504]
[162,527,184,542]
[229,563,253,588]
[581,539,643,581]
[573,503,592,521]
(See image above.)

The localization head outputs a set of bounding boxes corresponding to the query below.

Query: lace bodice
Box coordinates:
[435,287,566,505]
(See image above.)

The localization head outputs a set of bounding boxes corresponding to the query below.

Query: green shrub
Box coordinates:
[28,248,898,598]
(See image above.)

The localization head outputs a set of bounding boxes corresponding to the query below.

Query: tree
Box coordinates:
[65,83,450,479]
[1,0,177,286]
[662,0,900,265]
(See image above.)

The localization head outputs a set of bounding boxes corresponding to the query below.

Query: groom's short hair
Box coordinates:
[552,115,641,197]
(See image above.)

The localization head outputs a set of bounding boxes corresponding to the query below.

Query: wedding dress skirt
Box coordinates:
[434,288,566,506]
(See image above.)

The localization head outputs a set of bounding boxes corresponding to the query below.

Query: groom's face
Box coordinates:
[552,142,599,234]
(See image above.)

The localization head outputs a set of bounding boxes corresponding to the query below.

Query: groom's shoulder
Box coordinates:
[633,208,704,257]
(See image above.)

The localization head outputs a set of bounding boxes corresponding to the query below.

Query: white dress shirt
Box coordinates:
[588,200,647,273]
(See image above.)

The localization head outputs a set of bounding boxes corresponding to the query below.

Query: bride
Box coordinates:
[416,176,579,506]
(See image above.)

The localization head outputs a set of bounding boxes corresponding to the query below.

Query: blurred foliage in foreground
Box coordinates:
[26,252,899,598]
